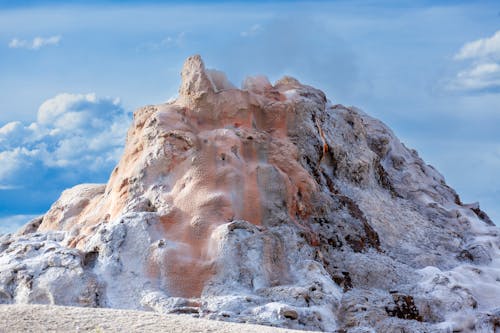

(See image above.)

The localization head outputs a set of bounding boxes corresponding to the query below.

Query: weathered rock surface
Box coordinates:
[1,55,499,332]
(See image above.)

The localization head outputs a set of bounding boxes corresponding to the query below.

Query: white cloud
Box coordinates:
[455,30,500,61]
[8,38,26,48]
[161,32,185,47]
[0,185,19,190]
[0,147,39,183]
[8,35,61,50]
[240,24,262,37]
[0,93,130,188]
[137,32,185,51]
[0,214,40,234]
[449,30,500,93]
[448,62,500,92]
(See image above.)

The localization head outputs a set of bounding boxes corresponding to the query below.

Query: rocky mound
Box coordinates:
[0,55,499,332]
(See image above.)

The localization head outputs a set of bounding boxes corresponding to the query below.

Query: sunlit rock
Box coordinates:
[1,55,499,332]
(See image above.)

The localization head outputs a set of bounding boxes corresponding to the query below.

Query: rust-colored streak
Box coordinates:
[40,67,324,297]
[162,251,215,298]
[315,117,329,163]
[239,139,263,226]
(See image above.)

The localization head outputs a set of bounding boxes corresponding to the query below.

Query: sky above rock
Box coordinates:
[0,0,499,228]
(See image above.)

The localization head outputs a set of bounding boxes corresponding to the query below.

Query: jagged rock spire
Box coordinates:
[178,55,216,108]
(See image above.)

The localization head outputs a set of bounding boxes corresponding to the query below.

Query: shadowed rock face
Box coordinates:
[1,55,499,332]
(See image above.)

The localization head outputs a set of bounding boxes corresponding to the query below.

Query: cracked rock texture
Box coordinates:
[1,55,499,332]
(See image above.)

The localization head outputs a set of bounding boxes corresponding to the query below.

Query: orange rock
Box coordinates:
[38,55,325,298]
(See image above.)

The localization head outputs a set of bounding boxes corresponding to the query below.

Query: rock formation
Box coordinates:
[0,55,499,332]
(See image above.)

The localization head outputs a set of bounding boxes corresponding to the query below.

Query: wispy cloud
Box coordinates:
[240,24,262,37]
[448,62,500,92]
[8,35,61,50]
[455,31,500,61]
[160,32,185,47]
[448,30,500,93]
[0,185,19,190]
[0,214,40,234]
[137,32,185,51]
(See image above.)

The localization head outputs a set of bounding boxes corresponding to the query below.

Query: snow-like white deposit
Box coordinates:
[0,55,498,332]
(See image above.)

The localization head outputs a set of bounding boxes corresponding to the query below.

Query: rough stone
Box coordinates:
[1,55,499,332]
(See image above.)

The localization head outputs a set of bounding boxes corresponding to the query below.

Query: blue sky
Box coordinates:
[0,0,499,231]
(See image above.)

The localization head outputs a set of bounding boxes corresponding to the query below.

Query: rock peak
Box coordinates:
[178,55,216,105]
